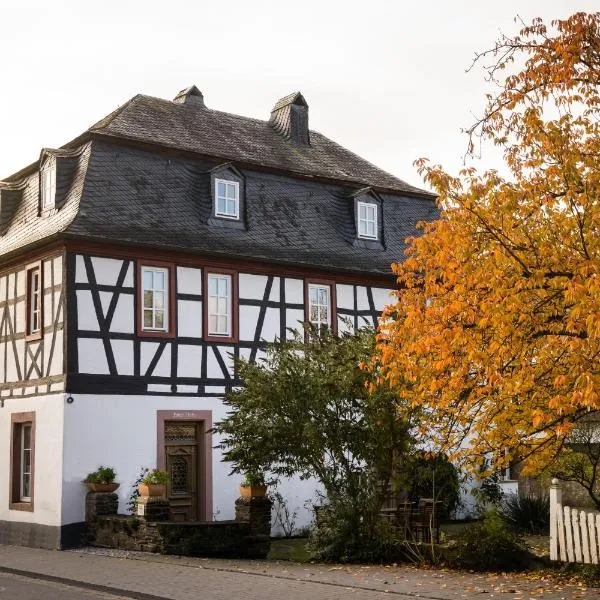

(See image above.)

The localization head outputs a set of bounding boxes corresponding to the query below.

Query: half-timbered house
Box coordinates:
[0,86,437,548]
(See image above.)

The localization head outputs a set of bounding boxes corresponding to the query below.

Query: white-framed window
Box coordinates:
[20,423,32,502]
[215,179,239,219]
[142,266,169,331]
[308,284,331,327]
[41,167,56,209]
[357,201,378,239]
[207,273,232,336]
[26,265,42,336]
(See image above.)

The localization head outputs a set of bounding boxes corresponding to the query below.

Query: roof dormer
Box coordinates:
[39,148,80,214]
[348,187,385,249]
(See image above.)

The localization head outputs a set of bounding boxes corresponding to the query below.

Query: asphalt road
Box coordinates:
[0,572,132,600]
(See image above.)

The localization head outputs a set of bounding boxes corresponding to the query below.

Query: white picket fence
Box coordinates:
[550,478,600,564]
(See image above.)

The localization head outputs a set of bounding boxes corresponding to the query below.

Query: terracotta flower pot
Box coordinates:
[85,482,120,493]
[239,484,267,498]
[138,483,167,497]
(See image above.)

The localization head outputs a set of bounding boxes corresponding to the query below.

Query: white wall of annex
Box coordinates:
[0,394,65,526]
[61,393,318,531]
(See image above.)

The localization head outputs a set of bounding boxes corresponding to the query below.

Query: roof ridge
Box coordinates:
[309,131,435,197]
[89,94,142,132]
[86,92,433,197]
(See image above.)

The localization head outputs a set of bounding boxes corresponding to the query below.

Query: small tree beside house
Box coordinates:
[213,326,415,562]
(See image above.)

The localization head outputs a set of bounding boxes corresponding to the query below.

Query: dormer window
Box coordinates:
[41,167,56,209]
[215,179,239,219]
[357,201,377,240]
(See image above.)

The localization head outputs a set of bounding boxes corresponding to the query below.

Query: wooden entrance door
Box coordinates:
[164,421,201,521]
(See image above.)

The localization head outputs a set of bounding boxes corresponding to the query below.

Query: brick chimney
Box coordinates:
[269,92,309,145]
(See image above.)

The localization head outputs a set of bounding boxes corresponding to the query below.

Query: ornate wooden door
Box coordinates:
[164,421,200,521]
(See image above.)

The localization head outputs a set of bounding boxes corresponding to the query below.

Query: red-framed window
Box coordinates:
[136,261,176,338]
[25,262,43,341]
[304,278,337,333]
[203,269,238,343]
[10,412,35,512]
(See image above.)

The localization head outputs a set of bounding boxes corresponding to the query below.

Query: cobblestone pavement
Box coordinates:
[0,572,131,599]
[0,545,598,599]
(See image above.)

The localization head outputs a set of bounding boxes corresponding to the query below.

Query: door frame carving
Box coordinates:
[156,410,213,521]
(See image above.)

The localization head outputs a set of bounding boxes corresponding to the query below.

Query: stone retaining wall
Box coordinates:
[85,492,272,559]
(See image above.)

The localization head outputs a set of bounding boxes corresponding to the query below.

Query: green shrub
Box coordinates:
[499,493,550,535]
[309,502,408,563]
[142,468,168,486]
[444,509,531,571]
[404,452,461,521]
[84,466,116,484]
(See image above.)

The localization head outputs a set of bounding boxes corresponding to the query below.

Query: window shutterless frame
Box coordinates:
[304,278,337,333]
[10,412,35,512]
[207,274,232,337]
[357,201,378,240]
[203,268,238,343]
[25,261,43,341]
[214,179,240,219]
[41,167,56,209]
[136,261,176,338]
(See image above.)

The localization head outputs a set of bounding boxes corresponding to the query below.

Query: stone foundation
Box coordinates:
[85,492,272,558]
[85,492,119,521]
[89,516,269,557]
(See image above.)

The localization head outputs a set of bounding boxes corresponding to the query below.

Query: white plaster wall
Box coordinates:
[285,279,303,304]
[238,274,268,300]
[61,394,318,531]
[90,257,126,287]
[239,305,260,341]
[336,284,354,310]
[0,394,64,526]
[270,474,322,536]
[177,267,202,295]
[371,287,394,312]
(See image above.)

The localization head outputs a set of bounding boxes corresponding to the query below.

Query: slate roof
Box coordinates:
[0,88,438,276]
[63,142,438,275]
[88,93,433,197]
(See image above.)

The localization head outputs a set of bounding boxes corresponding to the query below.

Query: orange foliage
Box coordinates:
[375,13,600,476]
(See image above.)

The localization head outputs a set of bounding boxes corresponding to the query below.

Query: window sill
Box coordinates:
[10,501,34,512]
[138,329,175,339]
[204,333,237,344]
[25,331,43,342]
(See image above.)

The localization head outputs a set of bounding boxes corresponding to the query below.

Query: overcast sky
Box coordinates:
[0,1,596,188]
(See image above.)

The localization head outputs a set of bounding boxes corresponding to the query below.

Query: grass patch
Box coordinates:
[268,537,312,562]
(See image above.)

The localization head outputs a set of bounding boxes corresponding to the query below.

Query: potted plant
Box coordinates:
[138,468,168,497]
[239,471,267,498]
[84,466,119,493]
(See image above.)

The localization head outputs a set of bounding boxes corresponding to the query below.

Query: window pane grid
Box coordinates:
[215,179,239,219]
[20,424,32,501]
[41,168,56,208]
[208,274,231,336]
[357,202,377,239]
[308,284,330,327]
[141,267,169,331]
[29,268,41,334]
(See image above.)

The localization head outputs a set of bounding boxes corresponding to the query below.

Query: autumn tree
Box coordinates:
[375,13,600,484]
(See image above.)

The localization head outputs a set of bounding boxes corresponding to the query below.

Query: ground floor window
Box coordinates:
[10,412,35,511]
